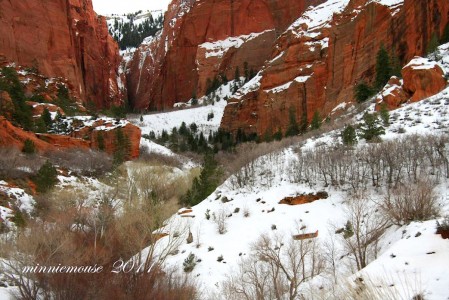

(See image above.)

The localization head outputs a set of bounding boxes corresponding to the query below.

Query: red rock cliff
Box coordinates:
[127,0,323,111]
[0,0,125,109]
[220,0,449,137]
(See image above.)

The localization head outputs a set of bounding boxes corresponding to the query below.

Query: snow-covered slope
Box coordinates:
[130,79,240,138]
[141,44,449,299]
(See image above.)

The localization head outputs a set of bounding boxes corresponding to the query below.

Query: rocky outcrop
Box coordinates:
[221,0,449,137]
[0,0,125,108]
[0,117,141,159]
[375,77,409,110]
[376,57,447,110]
[127,0,323,110]
[402,57,447,102]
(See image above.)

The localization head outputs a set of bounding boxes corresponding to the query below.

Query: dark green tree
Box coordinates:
[355,81,374,103]
[113,128,131,166]
[190,122,198,133]
[310,111,321,130]
[285,107,299,137]
[97,131,105,151]
[34,161,58,193]
[243,62,250,82]
[22,139,36,154]
[375,45,392,90]
[234,66,240,82]
[41,107,52,130]
[273,129,283,141]
[379,103,390,127]
[341,124,357,146]
[359,113,385,141]
[182,153,222,206]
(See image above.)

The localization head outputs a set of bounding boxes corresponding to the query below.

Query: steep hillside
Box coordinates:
[145,45,449,299]
[220,0,449,137]
[126,0,323,110]
[0,0,125,108]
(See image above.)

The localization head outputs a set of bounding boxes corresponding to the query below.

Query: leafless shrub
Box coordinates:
[0,147,44,179]
[339,194,389,271]
[381,180,440,226]
[46,148,113,176]
[224,232,324,300]
[138,147,185,169]
[0,184,195,300]
[334,274,425,300]
[214,208,228,234]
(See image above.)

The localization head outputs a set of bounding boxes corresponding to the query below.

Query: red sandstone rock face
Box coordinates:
[0,0,125,109]
[221,0,449,137]
[374,77,409,110]
[0,117,141,159]
[375,58,447,110]
[402,57,447,102]
[127,0,323,110]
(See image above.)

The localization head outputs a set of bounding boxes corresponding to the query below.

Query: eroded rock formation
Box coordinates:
[0,0,125,108]
[127,0,323,110]
[0,117,141,159]
[220,0,449,137]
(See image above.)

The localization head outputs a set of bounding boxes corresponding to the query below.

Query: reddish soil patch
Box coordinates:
[279,192,328,205]
[293,230,319,240]
[178,209,193,215]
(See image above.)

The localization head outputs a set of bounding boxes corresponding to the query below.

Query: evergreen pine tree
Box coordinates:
[285,107,299,137]
[234,66,240,82]
[22,139,36,154]
[375,45,392,90]
[41,107,52,130]
[113,128,131,166]
[34,161,58,193]
[379,103,390,127]
[310,111,321,130]
[273,129,283,141]
[243,62,249,83]
[355,81,374,103]
[359,113,385,141]
[97,131,105,151]
[341,124,357,146]
[190,122,198,133]
[182,153,222,206]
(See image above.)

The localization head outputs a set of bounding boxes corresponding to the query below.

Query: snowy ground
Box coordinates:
[140,43,449,299]
[129,79,239,138]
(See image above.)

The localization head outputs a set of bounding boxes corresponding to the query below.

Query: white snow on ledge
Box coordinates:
[199,30,274,58]
[404,56,444,71]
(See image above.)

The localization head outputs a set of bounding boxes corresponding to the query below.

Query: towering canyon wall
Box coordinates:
[220,0,449,137]
[0,0,125,108]
[127,0,323,110]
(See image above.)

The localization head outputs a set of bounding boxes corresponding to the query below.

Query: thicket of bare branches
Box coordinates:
[0,163,197,299]
[223,134,449,193]
[46,148,113,176]
[0,147,44,179]
[224,232,325,300]
[380,180,440,226]
[339,194,389,271]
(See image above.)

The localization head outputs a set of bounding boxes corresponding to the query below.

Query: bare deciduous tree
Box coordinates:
[339,194,389,271]
[381,180,440,226]
[224,232,324,300]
